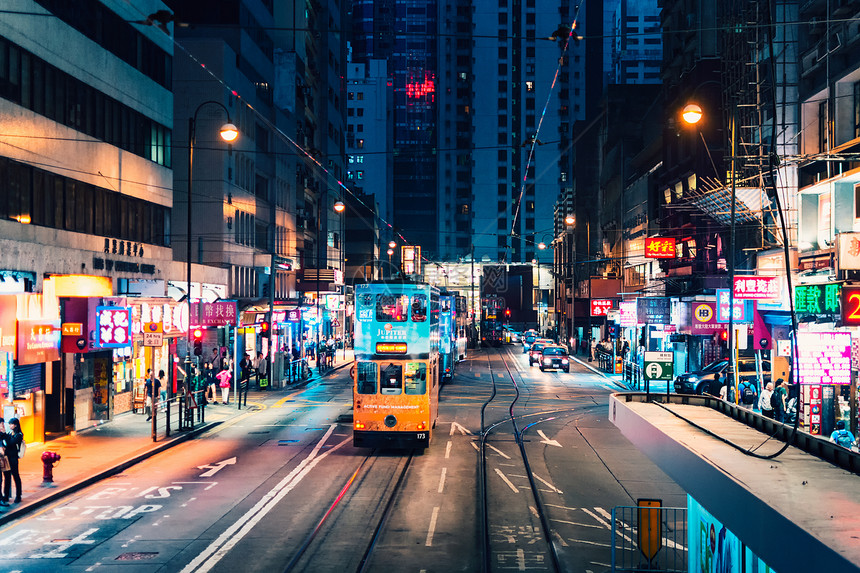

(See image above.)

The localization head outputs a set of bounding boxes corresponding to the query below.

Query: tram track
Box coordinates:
[480,346,564,573]
[282,448,415,573]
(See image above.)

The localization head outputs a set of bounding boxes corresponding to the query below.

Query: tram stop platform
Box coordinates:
[610,392,860,572]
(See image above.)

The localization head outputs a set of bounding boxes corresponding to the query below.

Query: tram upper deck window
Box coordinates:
[377,294,409,322]
[357,362,378,394]
[404,362,427,395]
[411,294,427,322]
[441,298,451,312]
[381,363,403,395]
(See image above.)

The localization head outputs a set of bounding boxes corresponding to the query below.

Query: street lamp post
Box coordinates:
[186,101,238,385]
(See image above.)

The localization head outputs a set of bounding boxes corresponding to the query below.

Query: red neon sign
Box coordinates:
[591,299,613,317]
[732,276,780,300]
[644,238,677,259]
[405,72,436,101]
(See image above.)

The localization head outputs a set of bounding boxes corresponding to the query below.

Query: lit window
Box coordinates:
[526,81,534,92]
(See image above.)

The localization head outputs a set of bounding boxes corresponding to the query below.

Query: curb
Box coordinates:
[0,421,221,526]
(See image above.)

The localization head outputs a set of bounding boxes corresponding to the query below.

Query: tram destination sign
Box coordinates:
[376,342,407,354]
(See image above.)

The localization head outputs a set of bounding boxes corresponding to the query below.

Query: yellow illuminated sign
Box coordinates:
[376,342,407,354]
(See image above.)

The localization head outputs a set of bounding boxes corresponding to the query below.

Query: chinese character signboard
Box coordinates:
[287,309,302,322]
[794,283,841,321]
[716,289,750,323]
[591,299,614,317]
[644,237,676,259]
[837,232,860,270]
[795,332,851,385]
[637,297,670,324]
[691,302,722,334]
[0,295,16,354]
[192,301,237,327]
[96,306,131,348]
[842,286,860,326]
[17,319,61,365]
[619,301,638,327]
[732,276,780,300]
[644,352,674,380]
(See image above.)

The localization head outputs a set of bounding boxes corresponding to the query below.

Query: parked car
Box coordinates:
[539,345,570,372]
[528,339,554,365]
[673,358,771,396]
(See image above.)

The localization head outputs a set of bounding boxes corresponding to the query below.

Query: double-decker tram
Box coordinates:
[353,281,440,448]
[454,293,468,360]
[440,290,456,384]
[480,294,505,347]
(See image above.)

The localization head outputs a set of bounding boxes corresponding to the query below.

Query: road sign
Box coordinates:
[143,322,163,347]
[644,351,673,381]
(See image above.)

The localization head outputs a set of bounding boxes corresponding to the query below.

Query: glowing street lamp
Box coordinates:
[682,103,703,125]
[333,200,345,213]
[564,214,575,226]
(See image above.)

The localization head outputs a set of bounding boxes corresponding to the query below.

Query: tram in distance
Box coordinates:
[353,281,440,449]
[454,292,468,361]
[480,294,506,347]
[439,289,463,384]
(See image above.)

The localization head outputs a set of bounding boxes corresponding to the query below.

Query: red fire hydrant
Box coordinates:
[41,451,61,483]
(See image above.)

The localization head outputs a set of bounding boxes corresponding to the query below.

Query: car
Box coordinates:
[539,345,570,372]
[523,332,538,352]
[528,339,554,365]
[673,358,771,395]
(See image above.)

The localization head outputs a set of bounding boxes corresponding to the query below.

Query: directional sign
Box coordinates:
[197,457,237,477]
[644,351,673,381]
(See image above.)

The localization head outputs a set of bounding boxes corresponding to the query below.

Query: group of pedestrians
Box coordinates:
[0,418,23,505]
[757,379,791,422]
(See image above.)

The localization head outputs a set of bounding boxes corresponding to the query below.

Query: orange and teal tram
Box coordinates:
[353,281,440,448]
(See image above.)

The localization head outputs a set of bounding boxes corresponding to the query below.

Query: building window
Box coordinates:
[854,81,860,140]
[819,101,829,152]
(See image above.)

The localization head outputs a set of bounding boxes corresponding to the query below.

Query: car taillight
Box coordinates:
[355,421,365,429]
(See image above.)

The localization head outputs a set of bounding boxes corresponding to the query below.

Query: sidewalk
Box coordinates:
[0,351,354,526]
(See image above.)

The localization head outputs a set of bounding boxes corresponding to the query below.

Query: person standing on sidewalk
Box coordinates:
[256,351,268,389]
[0,418,9,506]
[216,366,232,404]
[145,370,161,422]
[4,418,23,503]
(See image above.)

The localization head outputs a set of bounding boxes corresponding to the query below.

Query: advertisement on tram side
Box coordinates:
[354,283,436,358]
[688,496,772,573]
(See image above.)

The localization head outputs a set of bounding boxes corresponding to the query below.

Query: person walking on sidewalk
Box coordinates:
[4,418,23,503]
[758,382,775,419]
[0,418,9,506]
[145,370,162,422]
[256,351,268,389]
[158,370,167,412]
[216,366,232,404]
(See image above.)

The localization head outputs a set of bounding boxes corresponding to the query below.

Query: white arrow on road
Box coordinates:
[536,430,562,447]
[197,457,237,477]
[450,421,473,436]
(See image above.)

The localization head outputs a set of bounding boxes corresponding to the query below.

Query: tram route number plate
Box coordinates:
[644,352,673,381]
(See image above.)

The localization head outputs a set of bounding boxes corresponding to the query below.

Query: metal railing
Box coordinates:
[284,358,312,384]
[611,505,687,572]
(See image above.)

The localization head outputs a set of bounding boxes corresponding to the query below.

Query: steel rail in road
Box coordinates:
[281,449,415,573]
[479,347,563,573]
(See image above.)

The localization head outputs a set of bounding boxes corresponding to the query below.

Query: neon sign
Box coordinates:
[644,238,676,259]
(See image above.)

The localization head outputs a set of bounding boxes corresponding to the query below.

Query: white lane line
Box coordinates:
[531,473,562,494]
[544,503,579,511]
[550,518,603,529]
[180,425,344,573]
[425,506,440,546]
[594,507,612,520]
[517,548,526,570]
[590,562,610,568]
[581,508,611,530]
[470,441,480,452]
[494,468,519,493]
[552,530,569,547]
[569,539,611,547]
[437,467,447,493]
[445,440,452,459]
[529,505,540,518]
[486,444,512,459]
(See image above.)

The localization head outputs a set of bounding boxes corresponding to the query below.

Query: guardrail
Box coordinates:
[615,392,860,476]
[611,505,687,572]
[132,387,209,442]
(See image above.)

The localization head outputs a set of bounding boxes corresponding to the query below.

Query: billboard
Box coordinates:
[795,331,851,385]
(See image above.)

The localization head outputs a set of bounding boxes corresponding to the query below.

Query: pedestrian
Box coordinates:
[590,338,597,362]
[4,418,23,503]
[0,418,9,506]
[758,382,775,419]
[256,351,268,389]
[772,378,787,422]
[216,366,232,404]
[718,374,728,401]
[144,369,161,421]
[829,420,857,450]
[210,347,220,370]
[158,370,167,412]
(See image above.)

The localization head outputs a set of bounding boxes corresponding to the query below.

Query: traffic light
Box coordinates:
[716,329,728,349]
[193,328,203,355]
[260,321,270,334]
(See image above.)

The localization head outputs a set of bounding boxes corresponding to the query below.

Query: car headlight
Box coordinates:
[687,376,698,382]
[561,359,569,364]
[543,358,551,364]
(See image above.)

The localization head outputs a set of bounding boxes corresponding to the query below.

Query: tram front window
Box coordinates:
[404,363,427,395]
[377,294,409,321]
[381,363,403,395]
[357,362,378,394]
[412,294,427,322]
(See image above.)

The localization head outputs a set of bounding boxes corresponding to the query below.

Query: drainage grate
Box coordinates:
[115,552,159,561]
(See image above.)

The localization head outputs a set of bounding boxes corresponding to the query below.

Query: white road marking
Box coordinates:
[450,422,473,435]
[180,425,344,573]
[594,507,612,521]
[550,518,602,528]
[529,505,540,518]
[531,473,562,493]
[552,531,569,547]
[437,468,447,493]
[590,562,610,567]
[181,497,197,507]
[536,430,562,447]
[569,538,611,547]
[544,503,578,511]
[197,458,237,478]
[470,441,480,452]
[517,548,526,570]
[494,468,519,493]
[30,528,99,558]
[487,444,511,459]
[174,481,218,490]
[425,506,440,546]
